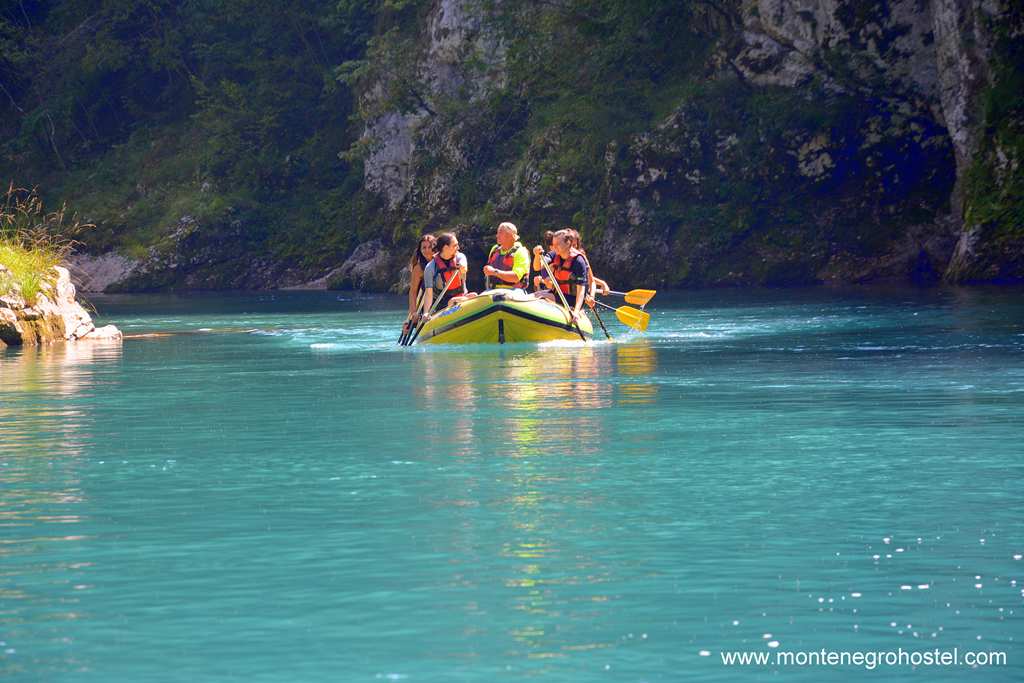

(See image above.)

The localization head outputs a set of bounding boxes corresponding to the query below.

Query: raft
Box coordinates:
[414,289,593,344]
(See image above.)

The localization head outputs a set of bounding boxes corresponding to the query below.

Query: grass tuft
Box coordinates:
[0,184,91,304]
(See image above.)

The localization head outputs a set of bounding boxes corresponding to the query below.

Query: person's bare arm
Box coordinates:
[408,266,422,316]
[572,283,586,322]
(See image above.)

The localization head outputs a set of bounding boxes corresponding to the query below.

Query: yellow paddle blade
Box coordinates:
[623,289,656,307]
[615,305,650,332]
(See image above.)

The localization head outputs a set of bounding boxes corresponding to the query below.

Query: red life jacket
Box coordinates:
[487,242,528,288]
[431,254,463,296]
[551,248,584,295]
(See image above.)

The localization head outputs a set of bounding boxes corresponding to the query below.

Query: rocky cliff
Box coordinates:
[16,0,1019,293]
[728,0,1022,283]
[329,0,1022,290]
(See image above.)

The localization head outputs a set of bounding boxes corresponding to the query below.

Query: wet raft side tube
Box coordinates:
[415,289,593,344]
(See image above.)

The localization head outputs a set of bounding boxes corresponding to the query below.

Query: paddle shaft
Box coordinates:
[590,300,612,340]
[399,289,425,344]
[395,290,419,344]
[406,266,459,346]
[541,258,587,342]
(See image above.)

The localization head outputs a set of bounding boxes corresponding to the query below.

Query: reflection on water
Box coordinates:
[616,342,658,405]
[1,340,121,455]
[402,344,664,666]
[1,340,120,675]
[417,354,479,454]
[496,454,617,664]
[0,340,123,395]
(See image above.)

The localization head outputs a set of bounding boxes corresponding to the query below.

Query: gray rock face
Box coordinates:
[735,0,941,96]
[360,0,506,210]
[0,306,19,347]
[66,252,141,292]
[733,28,817,88]
[735,0,998,156]
[364,111,426,210]
[731,0,1016,283]
[932,0,997,171]
[425,0,506,95]
[327,239,397,290]
[107,212,318,290]
[337,0,1018,289]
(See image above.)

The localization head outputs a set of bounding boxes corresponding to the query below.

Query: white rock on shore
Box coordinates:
[0,265,122,347]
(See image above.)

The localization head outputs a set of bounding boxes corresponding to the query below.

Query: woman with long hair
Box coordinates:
[564,228,610,301]
[533,228,610,304]
[403,233,436,337]
[532,228,589,324]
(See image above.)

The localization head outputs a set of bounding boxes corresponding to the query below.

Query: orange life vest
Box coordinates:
[551,248,585,296]
[431,255,463,296]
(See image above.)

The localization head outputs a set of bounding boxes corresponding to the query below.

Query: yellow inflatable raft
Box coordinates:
[414,289,593,344]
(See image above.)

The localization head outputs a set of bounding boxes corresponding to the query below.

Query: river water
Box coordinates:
[1,288,1022,681]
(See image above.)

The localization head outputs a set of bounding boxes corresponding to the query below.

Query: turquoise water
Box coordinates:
[2,288,1023,681]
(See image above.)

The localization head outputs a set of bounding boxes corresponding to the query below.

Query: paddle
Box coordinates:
[590,299,612,340]
[399,315,417,345]
[595,301,650,332]
[608,289,656,307]
[399,289,424,345]
[540,257,588,342]
[405,266,459,346]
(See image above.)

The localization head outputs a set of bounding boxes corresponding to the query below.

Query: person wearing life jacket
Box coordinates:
[533,229,589,324]
[563,228,610,304]
[421,232,468,316]
[532,230,556,292]
[482,221,530,290]
[402,233,436,336]
[533,227,608,301]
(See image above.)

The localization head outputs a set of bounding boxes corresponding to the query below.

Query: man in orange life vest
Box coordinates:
[482,222,530,290]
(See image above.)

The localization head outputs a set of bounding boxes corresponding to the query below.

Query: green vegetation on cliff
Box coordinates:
[2,0,378,275]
